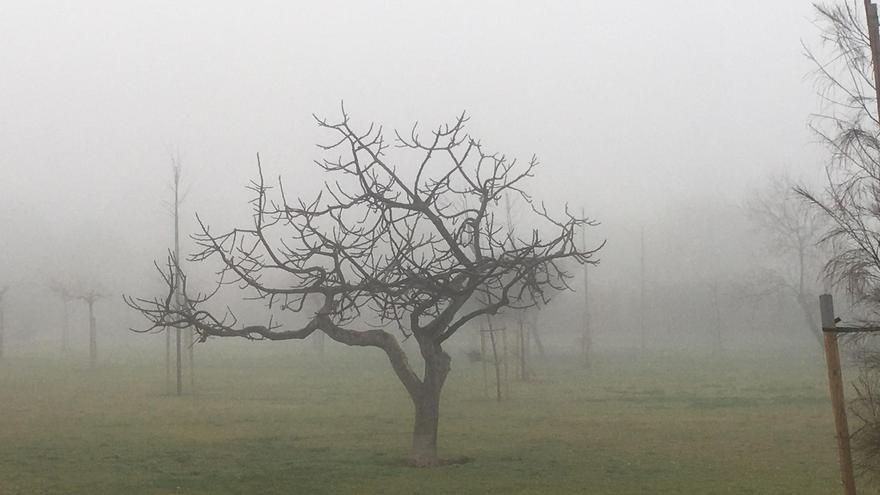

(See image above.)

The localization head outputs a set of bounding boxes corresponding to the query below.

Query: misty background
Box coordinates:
[0,1,830,357]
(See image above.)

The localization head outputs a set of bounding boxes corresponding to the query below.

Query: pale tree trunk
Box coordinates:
[0,307,4,360]
[530,312,546,359]
[165,328,172,393]
[88,301,97,369]
[710,281,723,354]
[62,301,71,354]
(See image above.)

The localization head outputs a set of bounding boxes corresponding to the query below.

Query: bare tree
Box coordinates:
[798,1,880,480]
[747,175,828,344]
[77,290,103,369]
[127,109,600,466]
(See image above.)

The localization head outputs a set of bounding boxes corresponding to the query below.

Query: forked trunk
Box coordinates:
[88,301,97,369]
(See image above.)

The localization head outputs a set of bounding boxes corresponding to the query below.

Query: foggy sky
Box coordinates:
[0,1,827,307]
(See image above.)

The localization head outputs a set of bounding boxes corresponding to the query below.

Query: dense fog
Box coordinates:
[0,1,831,354]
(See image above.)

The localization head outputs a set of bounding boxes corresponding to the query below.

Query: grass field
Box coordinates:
[0,345,845,494]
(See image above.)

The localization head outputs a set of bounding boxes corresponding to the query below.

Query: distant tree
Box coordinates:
[747,175,828,344]
[76,289,103,369]
[127,109,600,466]
[49,281,75,354]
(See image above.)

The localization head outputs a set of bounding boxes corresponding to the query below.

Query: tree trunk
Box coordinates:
[62,301,70,354]
[0,307,4,360]
[531,316,546,359]
[411,381,443,466]
[165,327,171,394]
[88,301,97,369]
[409,342,450,467]
[188,327,195,395]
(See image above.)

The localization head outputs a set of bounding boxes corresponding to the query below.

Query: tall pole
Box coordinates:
[173,159,183,396]
[581,206,591,368]
[506,193,528,380]
[62,299,70,354]
[864,1,880,119]
[819,294,858,495]
[88,299,97,369]
[640,226,646,351]
[0,295,5,361]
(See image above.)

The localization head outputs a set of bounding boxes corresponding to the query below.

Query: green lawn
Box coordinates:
[0,346,845,494]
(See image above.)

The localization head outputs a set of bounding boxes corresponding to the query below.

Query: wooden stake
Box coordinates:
[502,323,510,398]
[639,226,646,351]
[864,1,880,119]
[820,294,857,495]
[480,324,488,398]
[581,206,592,368]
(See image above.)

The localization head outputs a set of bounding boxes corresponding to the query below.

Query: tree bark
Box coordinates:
[409,341,450,467]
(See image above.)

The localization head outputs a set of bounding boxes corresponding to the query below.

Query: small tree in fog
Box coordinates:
[799,2,880,479]
[78,290,103,369]
[127,108,600,466]
[746,175,827,345]
[49,281,75,354]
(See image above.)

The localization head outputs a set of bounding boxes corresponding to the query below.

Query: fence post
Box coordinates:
[820,294,857,495]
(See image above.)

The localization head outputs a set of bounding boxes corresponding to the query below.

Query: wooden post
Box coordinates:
[518,315,527,380]
[820,294,857,495]
[0,288,6,360]
[487,318,503,402]
[581,206,592,368]
[480,324,488,398]
[165,328,172,394]
[864,1,880,119]
[88,300,97,369]
[502,324,510,398]
[173,160,184,396]
[62,300,71,354]
[639,226,646,351]
[0,305,4,361]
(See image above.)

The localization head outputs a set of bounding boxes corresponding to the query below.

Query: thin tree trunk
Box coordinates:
[62,301,70,354]
[501,324,509,397]
[531,316,546,359]
[165,327,171,394]
[480,325,488,397]
[581,206,592,368]
[640,226,646,351]
[188,327,195,395]
[518,315,527,381]
[0,307,4,360]
[88,301,97,369]
[176,327,182,395]
[488,322,502,402]
[711,281,723,353]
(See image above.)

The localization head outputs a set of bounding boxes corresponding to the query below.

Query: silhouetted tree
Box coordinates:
[77,290,103,369]
[799,1,880,480]
[747,175,828,344]
[127,108,600,466]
